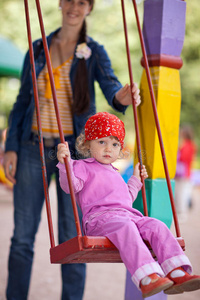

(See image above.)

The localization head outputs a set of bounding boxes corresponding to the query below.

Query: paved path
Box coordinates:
[0,181,200,300]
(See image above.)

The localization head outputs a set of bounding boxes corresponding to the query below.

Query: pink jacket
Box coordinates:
[57,158,143,231]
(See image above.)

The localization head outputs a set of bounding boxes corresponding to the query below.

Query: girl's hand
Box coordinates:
[133,162,148,182]
[57,142,71,164]
[115,82,141,106]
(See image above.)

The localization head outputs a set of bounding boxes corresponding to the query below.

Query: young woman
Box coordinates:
[57,112,200,299]
[3,1,140,299]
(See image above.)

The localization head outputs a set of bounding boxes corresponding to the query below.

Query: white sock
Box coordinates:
[141,276,152,286]
[170,269,185,278]
[141,274,161,286]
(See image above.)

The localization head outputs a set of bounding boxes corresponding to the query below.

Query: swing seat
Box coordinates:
[50,236,122,263]
[50,236,185,264]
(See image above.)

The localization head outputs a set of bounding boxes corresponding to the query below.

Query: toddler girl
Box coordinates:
[57,112,200,298]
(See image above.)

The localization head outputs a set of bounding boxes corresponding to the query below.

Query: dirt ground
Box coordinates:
[1,182,200,300]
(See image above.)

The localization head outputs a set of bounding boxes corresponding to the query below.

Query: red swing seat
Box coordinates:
[50,235,185,264]
[24,0,186,265]
[50,236,122,264]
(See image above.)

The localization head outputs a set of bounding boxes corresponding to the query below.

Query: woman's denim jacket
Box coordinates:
[5,28,126,153]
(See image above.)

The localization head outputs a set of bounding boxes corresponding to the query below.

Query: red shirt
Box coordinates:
[178,140,197,178]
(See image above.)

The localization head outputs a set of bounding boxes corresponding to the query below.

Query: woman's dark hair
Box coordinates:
[72,0,95,115]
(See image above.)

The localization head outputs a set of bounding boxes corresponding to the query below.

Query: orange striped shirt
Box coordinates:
[32,56,73,138]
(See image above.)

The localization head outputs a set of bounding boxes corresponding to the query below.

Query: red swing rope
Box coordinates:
[24,0,55,248]
[34,0,83,244]
[24,0,83,247]
[121,0,148,217]
[121,0,181,238]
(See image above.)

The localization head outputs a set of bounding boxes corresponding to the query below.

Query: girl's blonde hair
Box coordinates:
[75,132,125,159]
[76,132,90,158]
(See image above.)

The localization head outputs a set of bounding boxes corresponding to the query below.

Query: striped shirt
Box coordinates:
[32,56,73,138]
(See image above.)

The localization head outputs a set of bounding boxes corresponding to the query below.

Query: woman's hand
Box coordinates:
[3,151,18,184]
[115,82,141,106]
[57,142,71,164]
[133,162,148,182]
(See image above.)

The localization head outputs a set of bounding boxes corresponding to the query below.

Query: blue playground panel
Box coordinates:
[121,163,174,228]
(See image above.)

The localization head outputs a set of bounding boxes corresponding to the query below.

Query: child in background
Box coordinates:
[175,125,197,221]
[57,112,200,298]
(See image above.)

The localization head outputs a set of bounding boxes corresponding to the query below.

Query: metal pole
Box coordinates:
[34,0,83,241]
[24,0,55,248]
[131,0,181,237]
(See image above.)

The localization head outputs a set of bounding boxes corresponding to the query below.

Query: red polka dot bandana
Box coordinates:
[85,112,125,148]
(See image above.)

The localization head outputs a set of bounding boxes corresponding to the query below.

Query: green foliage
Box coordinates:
[180,0,200,150]
[0,0,199,151]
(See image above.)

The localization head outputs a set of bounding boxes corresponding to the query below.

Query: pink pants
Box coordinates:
[85,210,192,288]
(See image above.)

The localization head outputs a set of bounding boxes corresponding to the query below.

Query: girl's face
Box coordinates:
[88,136,121,165]
[59,0,92,27]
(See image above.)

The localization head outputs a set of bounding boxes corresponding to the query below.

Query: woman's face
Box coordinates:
[59,0,92,28]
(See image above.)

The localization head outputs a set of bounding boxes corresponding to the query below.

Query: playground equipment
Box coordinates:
[23,0,185,265]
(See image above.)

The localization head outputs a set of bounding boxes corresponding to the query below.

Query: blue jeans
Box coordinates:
[6,139,86,300]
